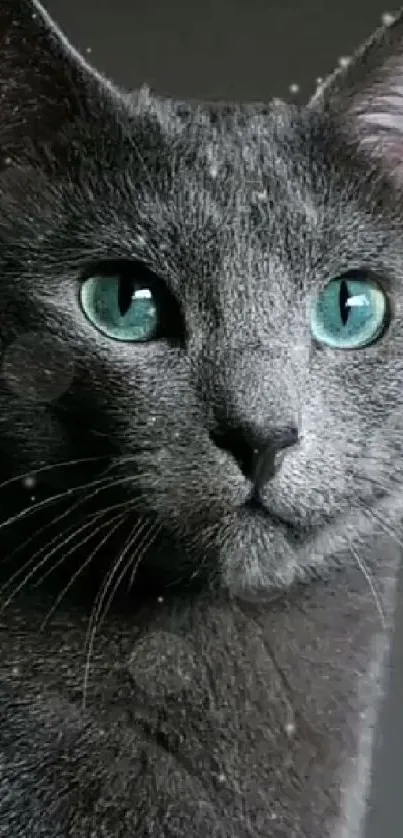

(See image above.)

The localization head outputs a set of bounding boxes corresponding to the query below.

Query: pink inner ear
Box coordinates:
[347,59,403,179]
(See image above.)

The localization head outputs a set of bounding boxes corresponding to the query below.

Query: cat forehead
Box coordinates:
[125,92,305,187]
[6,94,344,298]
[42,96,330,298]
[107,95,321,253]
[118,101,320,257]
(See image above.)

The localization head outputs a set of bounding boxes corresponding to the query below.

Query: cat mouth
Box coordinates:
[243,494,306,541]
[217,485,402,599]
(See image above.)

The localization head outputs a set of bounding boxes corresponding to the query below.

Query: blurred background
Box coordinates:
[44,1,403,835]
[46,0,396,103]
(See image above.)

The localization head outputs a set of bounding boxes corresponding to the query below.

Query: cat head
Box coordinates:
[1,0,403,598]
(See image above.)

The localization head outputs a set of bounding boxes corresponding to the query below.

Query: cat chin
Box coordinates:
[217,491,403,601]
[217,506,306,599]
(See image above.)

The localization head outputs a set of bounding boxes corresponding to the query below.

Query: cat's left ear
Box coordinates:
[0,0,118,154]
[310,10,403,184]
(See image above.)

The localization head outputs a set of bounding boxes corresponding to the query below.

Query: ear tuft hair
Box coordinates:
[0,0,118,155]
[310,9,403,184]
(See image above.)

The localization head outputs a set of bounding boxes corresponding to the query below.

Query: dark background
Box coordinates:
[44,1,403,835]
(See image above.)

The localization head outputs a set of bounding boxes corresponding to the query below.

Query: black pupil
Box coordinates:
[118,276,136,317]
[339,279,350,326]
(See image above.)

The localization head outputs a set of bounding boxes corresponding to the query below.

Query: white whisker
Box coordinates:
[81,517,151,711]
[0,454,111,493]
[347,534,386,630]
[0,470,152,534]
[127,520,161,591]
[39,511,128,632]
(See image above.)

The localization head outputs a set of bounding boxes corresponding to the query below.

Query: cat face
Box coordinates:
[1,0,403,597]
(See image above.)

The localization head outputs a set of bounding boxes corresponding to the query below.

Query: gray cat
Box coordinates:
[1,0,403,835]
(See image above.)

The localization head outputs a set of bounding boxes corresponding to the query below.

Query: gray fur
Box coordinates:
[1,1,403,835]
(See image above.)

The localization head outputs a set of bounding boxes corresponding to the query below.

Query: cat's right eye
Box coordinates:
[79,261,182,344]
[310,272,390,350]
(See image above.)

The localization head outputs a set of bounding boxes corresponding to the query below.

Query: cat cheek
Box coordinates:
[143,445,249,526]
[0,331,75,404]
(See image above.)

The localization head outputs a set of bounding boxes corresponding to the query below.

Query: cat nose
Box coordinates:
[211,425,299,490]
[252,428,299,490]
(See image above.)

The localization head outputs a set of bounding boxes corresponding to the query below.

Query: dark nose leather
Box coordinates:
[252,427,299,490]
[210,424,299,490]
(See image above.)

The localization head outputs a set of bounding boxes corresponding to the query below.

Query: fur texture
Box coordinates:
[1,2,403,835]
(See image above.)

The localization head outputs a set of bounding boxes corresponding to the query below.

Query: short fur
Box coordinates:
[1,2,403,835]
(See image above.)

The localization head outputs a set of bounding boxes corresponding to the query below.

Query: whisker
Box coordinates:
[1,478,133,569]
[0,507,116,603]
[127,520,161,591]
[0,498,136,612]
[0,476,118,533]
[81,517,150,711]
[0,454,112,493]
[358,498,403,551]
[347,534,386,630]
[31,501,135,588]
[0,515,93,600]
[352,470,402,496]
[39,511,128,632]
[188,541,214,582]
[1,512,87,571]
[0,470,153,534]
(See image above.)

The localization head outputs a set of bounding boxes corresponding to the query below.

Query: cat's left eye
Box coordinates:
[310,272,390,350]
[79,261,181,343]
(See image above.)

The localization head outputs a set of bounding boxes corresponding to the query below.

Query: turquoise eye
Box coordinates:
[310,275,389,349]
[80,272,159,342]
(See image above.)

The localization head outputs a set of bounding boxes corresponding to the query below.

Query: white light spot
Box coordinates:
[285,721,296,736]
[135,288,152,299]
[11,666,19,676]
[289,83,300,95]
[316,77,323,86]
[338,56,351,68]
[348,294,370,308]
[22,475,36,489]
[86,46,92,54]
[209,163,218,179]
[157,596,164,603]
[381,11,396,25]
[252,190,267,202]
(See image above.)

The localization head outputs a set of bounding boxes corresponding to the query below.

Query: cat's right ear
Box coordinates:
[309,9,403,186]
[0,0,118,156]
